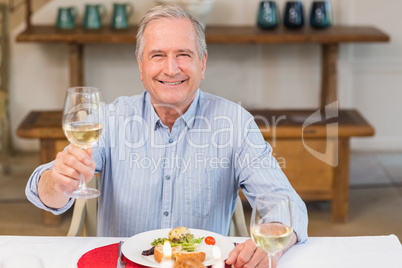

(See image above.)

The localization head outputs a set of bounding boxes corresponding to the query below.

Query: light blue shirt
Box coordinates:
[26,90,308,241]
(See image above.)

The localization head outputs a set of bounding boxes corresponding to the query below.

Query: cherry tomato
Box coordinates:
[205,236,216,245]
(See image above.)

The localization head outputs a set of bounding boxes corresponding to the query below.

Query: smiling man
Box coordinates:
[136,11,207,129]
[26,5,308,268]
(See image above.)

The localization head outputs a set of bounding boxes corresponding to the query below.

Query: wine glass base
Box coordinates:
[65,188,100,199]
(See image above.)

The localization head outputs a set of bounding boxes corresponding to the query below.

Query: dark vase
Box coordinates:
[257,1,280,30]
[310,1,333,29]
[283,1,304,29]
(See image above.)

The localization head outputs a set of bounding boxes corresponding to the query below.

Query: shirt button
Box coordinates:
[164,211,169,216]
[165,175,171,180]
[168,138,174,144]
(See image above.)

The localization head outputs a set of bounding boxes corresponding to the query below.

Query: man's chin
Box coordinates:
[154,101,182,109]
[152,97,185,109]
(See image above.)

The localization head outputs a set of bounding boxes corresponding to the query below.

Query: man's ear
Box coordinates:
[200,52,208,80]
[137,57,143,81]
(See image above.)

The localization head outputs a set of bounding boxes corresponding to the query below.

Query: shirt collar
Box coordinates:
[144,91,161,131]
[180,89,199,129]
[145,89,200,131]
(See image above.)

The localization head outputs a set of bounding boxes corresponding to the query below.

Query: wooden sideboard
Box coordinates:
[248,109,374,222]
[17,111,68,165]
[15,13,390,224]
[16,25,390,107]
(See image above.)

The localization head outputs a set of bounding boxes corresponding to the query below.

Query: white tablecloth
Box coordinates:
[0,235,401,267]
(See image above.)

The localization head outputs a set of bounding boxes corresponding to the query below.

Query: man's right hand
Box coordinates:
[38,145,96,208]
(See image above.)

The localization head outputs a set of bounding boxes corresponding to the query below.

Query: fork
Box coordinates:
[117,241,126,268]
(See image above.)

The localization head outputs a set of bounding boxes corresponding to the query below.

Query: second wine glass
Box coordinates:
[250,192,293,268]
[62,86,104,199]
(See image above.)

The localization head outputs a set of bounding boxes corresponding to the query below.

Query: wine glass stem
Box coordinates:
[268,254,272,268]
[78,173,87,191]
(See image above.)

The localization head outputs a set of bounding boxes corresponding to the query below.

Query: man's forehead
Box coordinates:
[142,17,197,51]
[144,17,194,35]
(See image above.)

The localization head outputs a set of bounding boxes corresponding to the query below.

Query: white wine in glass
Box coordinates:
[62,86,104,199]
[250,193,293,268]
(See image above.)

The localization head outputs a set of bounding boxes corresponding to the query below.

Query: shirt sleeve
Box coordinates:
[235,113,308,243]
[25,161,75,215]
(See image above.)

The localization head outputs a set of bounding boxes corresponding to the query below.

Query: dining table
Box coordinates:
[0,234,401,267]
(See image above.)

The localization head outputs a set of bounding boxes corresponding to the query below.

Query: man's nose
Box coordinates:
[164,57,180,76]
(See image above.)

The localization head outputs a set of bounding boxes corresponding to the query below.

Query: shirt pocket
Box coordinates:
[183,169,222,218]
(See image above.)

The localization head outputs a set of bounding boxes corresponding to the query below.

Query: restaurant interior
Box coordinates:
[0,0,401,266]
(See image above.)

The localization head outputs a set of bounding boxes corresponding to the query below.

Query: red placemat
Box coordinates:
[78,242,232,268]
[77,242,143,268]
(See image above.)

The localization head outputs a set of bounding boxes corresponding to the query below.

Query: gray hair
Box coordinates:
[135,5,207,62]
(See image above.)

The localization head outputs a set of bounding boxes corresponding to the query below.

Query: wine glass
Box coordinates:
[250,193,293,268]
[62,86,104,199]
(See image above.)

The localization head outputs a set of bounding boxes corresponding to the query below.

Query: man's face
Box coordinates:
[138,17,207,113]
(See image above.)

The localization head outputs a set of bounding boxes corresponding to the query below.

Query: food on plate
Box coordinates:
[154,244,184,263]
[153,243,206,263]
[169,226,191,242]
[141,246,154,256]
[175,251,206,262]
[204,236,216,245]
[173,257,206,268]
[142,227,212,263]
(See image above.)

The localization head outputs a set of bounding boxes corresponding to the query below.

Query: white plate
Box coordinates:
[122,228,235,267]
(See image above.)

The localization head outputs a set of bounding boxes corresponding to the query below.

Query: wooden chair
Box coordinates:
[67,182,249,237]
[228,197,249,237]
[67,175,98,236]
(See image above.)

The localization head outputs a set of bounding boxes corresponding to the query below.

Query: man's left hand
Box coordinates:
[225,239,280,268]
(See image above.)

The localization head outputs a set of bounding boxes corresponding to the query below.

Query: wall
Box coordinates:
[9,0,402,151]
